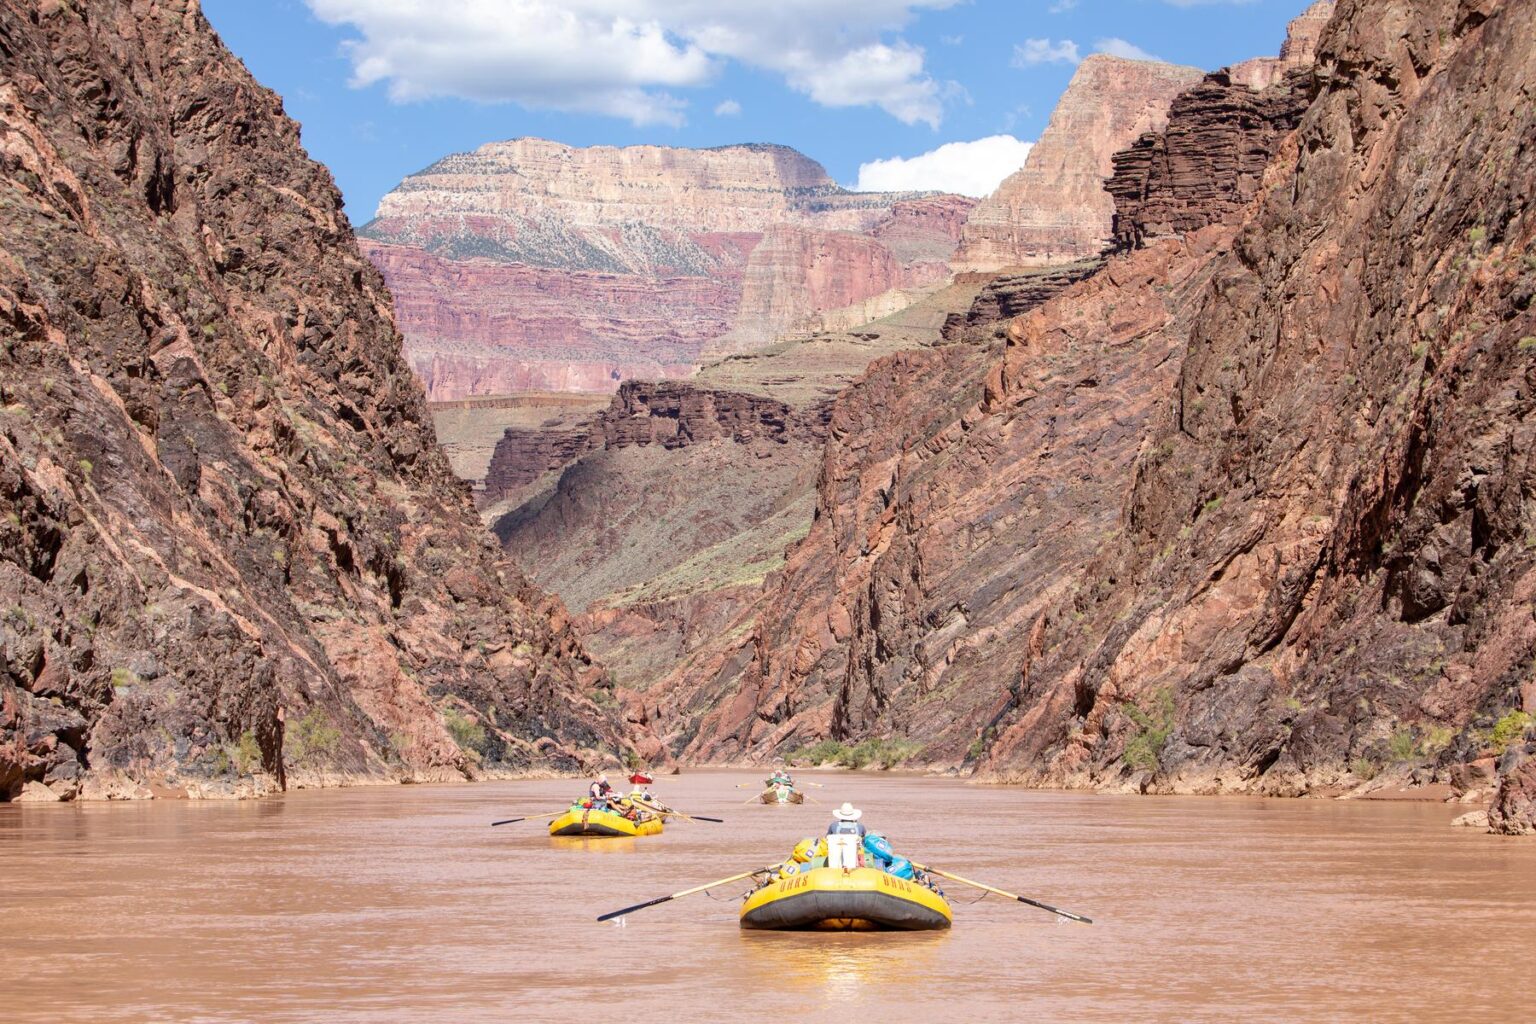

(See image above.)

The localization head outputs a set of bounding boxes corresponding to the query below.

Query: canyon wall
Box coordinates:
[950,55,1204,272]
[661,0,1536,831]
[360,140,973,399]
[0,0,629,802]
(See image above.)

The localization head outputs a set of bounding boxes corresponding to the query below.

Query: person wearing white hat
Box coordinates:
[825,802,867,871]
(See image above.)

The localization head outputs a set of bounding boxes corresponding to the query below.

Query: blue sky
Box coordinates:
[202,1,1317,221]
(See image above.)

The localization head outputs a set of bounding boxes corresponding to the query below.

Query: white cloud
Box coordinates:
[1047,0,1077,12]
[1012,38,1080,66]
[305,1,962,127]
[1094,37,1162,62]
[1011,36,1168,70]
[854,134,1034,197]
[713,98,742,116]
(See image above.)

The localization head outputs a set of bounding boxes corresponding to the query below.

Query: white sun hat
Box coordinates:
[833,802,862,821]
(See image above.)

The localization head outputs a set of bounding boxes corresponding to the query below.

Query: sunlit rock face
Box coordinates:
[949,55,1204,273]
[360,139,972,399]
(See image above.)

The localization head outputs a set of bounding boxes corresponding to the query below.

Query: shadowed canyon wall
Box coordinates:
[0,0,629,802]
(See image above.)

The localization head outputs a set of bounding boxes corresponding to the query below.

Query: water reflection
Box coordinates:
[738,930,947,1001]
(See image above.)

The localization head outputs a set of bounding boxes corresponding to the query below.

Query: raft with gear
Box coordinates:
[739,866,952,930]
[548,803,664,837]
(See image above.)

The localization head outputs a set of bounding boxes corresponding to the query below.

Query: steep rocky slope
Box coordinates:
[359,139,972,398]
[491,285,982,706]
[0,0,628,802]
[665,0,1536,829]
[950,55,1204,272]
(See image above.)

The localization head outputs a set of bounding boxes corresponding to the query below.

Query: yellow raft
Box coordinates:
[739,867,952,930]
[548,805,664,838]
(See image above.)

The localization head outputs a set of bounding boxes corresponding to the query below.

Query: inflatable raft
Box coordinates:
[740,867,951,930]
[549,805,663,838]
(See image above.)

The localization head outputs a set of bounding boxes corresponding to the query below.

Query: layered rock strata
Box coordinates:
[951,55,1204,272]
[663,0,1536,835]
[0,0,627,802]
[360,140,973,398]
[481,380,826,507]
[1106,68,1314,252]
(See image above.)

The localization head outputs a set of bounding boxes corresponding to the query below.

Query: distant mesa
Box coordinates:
[360,138,975,400]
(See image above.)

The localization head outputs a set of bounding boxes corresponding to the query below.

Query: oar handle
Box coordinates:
[490,809,567,826]
[595,866,777,922]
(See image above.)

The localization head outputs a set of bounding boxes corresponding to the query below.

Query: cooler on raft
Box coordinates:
[548,805,664,837]
[739,867,952,930]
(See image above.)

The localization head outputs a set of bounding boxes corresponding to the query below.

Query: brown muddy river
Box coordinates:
[3,771,1534,1023]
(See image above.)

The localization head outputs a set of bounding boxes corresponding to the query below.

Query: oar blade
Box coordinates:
[596,894,671,922]
[1016,896,1092,924]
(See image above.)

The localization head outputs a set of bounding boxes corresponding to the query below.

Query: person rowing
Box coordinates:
[588,772,617,803]
[826,802,867,870]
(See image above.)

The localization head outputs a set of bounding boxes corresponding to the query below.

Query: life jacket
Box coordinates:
[827,819,865,836]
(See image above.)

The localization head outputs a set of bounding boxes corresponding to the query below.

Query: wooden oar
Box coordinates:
[743,789,775,804]
[597,865,778,922]
[912,863,1093,924]
[632,798,724,823]
[490,809,567,827]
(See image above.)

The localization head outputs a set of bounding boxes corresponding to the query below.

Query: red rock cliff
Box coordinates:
[664,0,1536,831]
[951,55,1205,272]
[0,0,628,802]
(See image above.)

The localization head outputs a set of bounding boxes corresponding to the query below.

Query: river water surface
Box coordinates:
[4,771,1534,1023]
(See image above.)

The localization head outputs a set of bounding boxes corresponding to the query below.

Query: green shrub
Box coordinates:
[1420,725,1454,755]
[845,738,924,769]
[443,707,487,752]
[1122,688,1175,772]
[286,708,341,762]
[1388,724,1419,764]
[788,737,922,769]
[233,730,263,775]
[1350,756,1380,781]
[1518,336,1536,352]
[110,667,138,691]
[1488,710,1534,752]
[791,739,850,766]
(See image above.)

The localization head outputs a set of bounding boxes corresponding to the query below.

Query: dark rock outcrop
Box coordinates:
[0,0,627,801]
[1107,68,1315,252]
[945,261,1106,340]
[482,379,830,505]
